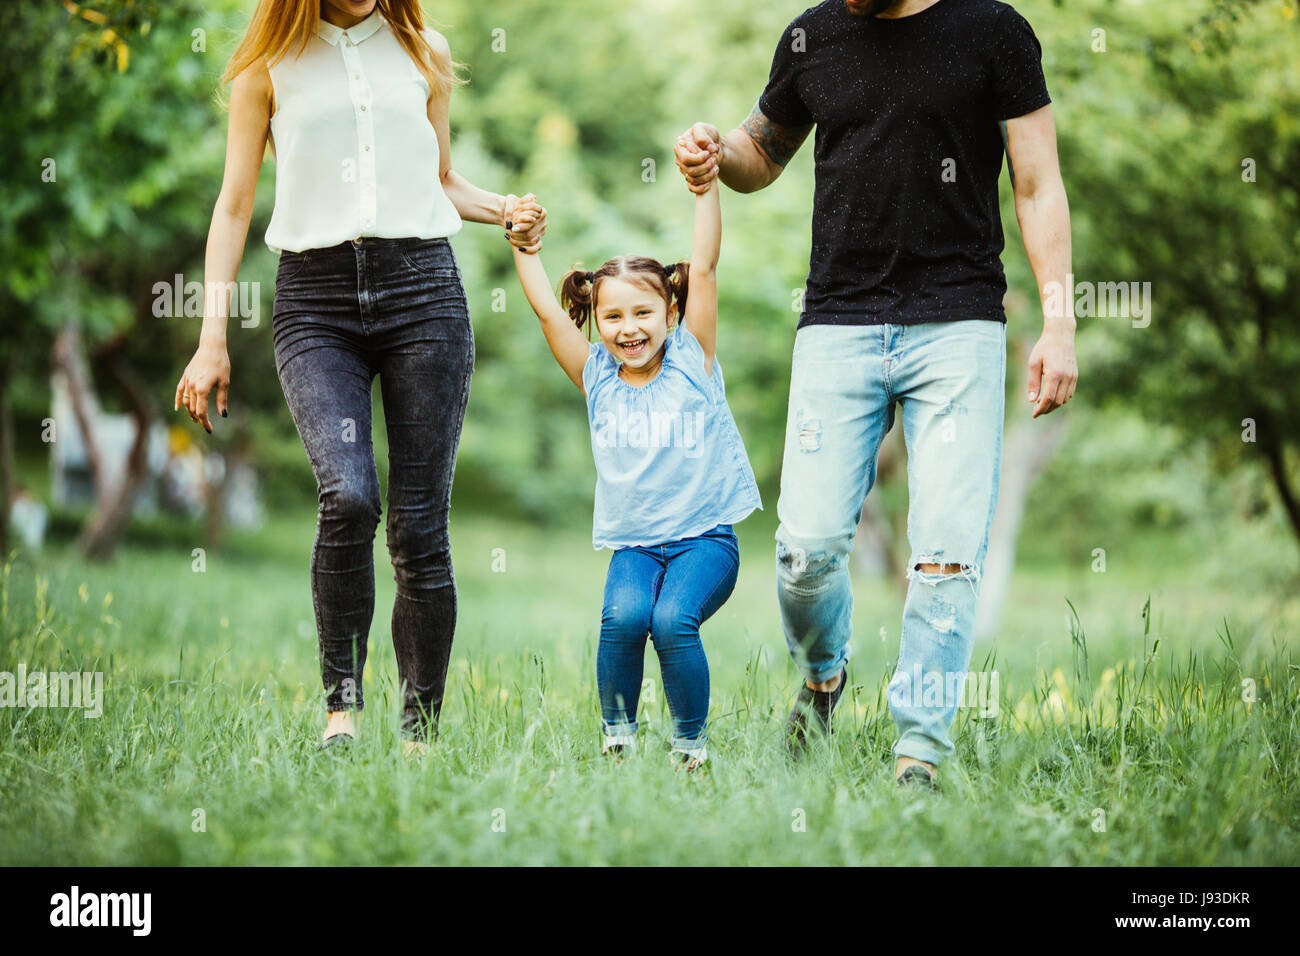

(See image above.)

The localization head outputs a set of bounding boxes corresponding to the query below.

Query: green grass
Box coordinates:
[1,509,1297,865]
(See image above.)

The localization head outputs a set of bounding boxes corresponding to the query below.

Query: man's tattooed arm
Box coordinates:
[741,104,813,170]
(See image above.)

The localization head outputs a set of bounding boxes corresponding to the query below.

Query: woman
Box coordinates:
[174,0,546,752]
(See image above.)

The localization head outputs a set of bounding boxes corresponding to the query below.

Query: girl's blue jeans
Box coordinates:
[597,524,740,750]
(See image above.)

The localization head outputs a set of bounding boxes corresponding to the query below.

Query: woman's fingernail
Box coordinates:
[505,220,512,230]
[221,409,227,418]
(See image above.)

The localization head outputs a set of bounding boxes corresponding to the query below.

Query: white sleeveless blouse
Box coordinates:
[264,11,462,254]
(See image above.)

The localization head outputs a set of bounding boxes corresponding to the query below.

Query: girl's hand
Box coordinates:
[174,341,231,434]
[511,194,545,250]
[503,193,547,253]
[674,123,722,195]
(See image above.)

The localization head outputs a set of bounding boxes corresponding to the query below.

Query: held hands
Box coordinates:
[1026,323,1078,418]
[673,123,722,194]
[503,192,546,253]
[175,340,230,434]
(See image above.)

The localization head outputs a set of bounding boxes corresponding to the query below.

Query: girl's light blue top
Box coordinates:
[583,322,762,550]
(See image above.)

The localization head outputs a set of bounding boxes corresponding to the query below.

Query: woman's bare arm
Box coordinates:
[175,61,271,432]
[423,29,546,250]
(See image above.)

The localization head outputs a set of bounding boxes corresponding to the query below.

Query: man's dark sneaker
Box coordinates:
[896,764,940,794]
[785,668,847,754]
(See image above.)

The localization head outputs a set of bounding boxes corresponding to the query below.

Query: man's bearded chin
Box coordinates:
[846,0,905,17]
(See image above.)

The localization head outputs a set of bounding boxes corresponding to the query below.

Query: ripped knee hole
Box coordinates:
[914,563,968,574]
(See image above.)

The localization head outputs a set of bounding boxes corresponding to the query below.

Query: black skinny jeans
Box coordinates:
[271,236,473,739]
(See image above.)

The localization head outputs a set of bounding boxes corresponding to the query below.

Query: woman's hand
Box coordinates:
[174,341,231,434]
[503,193,546,253]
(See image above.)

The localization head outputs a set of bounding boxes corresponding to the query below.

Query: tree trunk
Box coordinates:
[52,322,104,488]
[204,449,233,552]
[52,322,153,562]
[976,345,1072,639]
[79,344,152,561]
[1258,415,1300,552]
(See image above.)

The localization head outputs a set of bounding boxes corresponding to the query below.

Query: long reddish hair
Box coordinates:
[221,0,462,102]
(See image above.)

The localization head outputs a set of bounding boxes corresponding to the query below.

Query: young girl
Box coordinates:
[510,182,760,768]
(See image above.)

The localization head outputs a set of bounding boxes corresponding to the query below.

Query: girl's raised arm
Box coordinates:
[512,243,591,392]
[683,179,721,375]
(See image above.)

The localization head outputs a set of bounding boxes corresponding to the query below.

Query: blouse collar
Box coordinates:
[315,10,384,46]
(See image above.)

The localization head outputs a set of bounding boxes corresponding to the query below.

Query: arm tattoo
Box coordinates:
[742,104,813,168]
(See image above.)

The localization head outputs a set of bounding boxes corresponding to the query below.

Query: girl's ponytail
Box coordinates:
[664,261,690,328]
[559,268,597,333]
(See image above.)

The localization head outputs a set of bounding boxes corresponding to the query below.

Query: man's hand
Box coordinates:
[674,123,722,194]
[503,193,546,253]
[1026,324,1077,417]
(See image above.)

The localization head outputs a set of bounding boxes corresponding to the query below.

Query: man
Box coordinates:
[674,0,1076,790]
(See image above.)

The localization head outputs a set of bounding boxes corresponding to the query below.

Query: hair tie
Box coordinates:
[584,271,595,283]
[664,263,677,277]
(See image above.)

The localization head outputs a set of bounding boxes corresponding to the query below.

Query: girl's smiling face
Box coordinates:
[594,277,677,381]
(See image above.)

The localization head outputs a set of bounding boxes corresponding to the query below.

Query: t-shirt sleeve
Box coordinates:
[666,323,721,402]
[757,17,814,129]
[991,6,1052,120]
[582,341,615,398]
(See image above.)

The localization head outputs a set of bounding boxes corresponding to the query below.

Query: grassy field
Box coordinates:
[1,507,1297,866]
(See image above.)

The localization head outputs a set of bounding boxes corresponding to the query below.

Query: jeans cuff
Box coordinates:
[804,656,848,686]
[893,735,947,768]
[601,719,638,739]
[670,733,707,754]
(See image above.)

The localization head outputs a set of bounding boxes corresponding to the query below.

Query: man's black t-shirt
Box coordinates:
[758,0,1051,328]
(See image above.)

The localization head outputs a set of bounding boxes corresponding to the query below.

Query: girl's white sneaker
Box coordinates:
[670,744,708,771]
[602,733,636,756]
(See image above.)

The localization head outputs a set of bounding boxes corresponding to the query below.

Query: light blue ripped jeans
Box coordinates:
[775,320,1005,767]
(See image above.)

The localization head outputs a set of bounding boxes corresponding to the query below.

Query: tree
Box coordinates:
[3,0,273,559]
[1058,0,1300,549]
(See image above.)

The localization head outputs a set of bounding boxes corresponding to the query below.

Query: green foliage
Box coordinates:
[1051,0,1300,533]
[6,0,1298,560]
